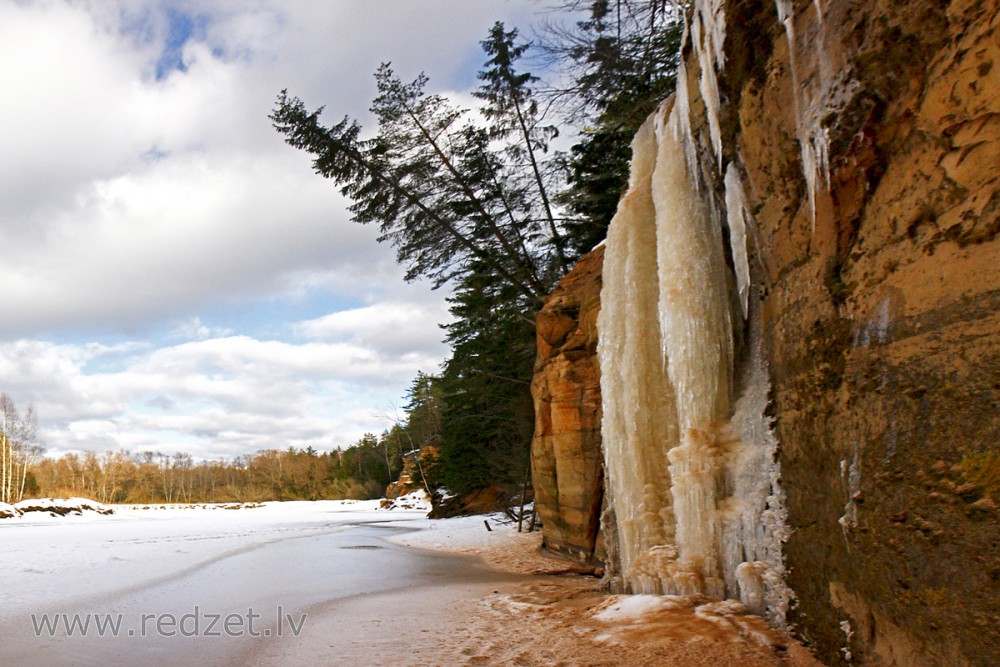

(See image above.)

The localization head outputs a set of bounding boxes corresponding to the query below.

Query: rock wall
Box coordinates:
[385,444,439,500]
[708,0,999,664]
[530,246,605,565]
[531,0,999,664]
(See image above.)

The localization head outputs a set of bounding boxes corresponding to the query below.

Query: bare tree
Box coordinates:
[1,395,41,503]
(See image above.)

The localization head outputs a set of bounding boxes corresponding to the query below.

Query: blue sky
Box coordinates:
[0,0,551,460]
[156,8,203,79]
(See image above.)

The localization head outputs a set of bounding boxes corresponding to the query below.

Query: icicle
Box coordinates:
[839,446,862,530]
[724,164,752,319]
[673,54,700,186]
[692,11,724,169]
[677,0,728,171]
[774,0,799,110]
[655,106,733,436]
[773,0,817,226]
[653,103,734,598]
[773,0,850,231]
[674,0,729,178]
[721,329,794,627]
[597,112,679,593]
[813,0,832,85]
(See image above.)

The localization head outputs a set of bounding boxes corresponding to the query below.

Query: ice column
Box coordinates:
[597,113,679,593]
[724,164,753,318]
[598,96,792,620]
[597,0,796,616]
[654,103,734,598]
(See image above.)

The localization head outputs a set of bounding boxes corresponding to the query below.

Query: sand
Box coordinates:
[247,516,826,666]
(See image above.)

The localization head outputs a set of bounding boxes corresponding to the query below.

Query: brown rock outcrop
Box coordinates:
[532,0,999,664]
[385,444,439,500]
[427,484,510,519]
[530,245,605,565]
[702,1,999,664]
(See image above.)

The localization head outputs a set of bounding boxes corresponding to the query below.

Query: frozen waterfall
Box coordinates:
[597,98,792,625]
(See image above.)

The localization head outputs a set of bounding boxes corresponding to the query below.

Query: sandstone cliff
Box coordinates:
[531,0,999,664]
[385,444,439,500]
[531,246,605,564]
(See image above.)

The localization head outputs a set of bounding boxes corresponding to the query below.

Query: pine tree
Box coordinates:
[271,60,561,303]
[475,22,569,275]
[272,26,574,495]
[436,261,536,493]
[542,1,684,254]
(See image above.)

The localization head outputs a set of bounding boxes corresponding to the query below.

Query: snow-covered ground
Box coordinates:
[0,496,475,666]
[1,499,381,619]
[1,497,822,666]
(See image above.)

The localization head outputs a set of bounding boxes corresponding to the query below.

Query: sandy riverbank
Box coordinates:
[250,513,825,666]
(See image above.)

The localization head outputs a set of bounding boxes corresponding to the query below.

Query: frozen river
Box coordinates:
[0,501,512,666]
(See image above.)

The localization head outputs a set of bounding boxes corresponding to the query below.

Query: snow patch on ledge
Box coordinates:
[592,594,688,622]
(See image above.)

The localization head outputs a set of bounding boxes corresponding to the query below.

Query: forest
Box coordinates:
[8,1,681,506]
[270,0,681,499]
[9,372,441,504]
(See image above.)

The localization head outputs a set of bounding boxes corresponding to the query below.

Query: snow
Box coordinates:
[0,499,420,622]
[1,498,524,666]
[12,497,114,516]
[0,495,521,623]
[0,501,21,518]
[379,489,433,511]
[592,594,687,622]
[383,511,520,552]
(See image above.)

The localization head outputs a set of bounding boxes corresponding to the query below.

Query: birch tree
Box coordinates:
[1,395,41,503]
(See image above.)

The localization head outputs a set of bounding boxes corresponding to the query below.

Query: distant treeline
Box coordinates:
[24,371,444,504]
[30,436,414,504]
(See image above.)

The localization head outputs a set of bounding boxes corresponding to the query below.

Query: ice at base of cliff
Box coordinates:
[598,93,791,624]
[592,594,689,622]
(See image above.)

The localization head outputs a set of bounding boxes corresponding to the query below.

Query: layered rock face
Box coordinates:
[532,0,999,664]
[714,1,999,664]
[530,246,605,564]
[385,444,438,500]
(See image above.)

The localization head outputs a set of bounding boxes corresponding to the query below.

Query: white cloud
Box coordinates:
[168,317,234,341]
[0,329,442,459]
[0,0,544,461]
[296,301,452,355]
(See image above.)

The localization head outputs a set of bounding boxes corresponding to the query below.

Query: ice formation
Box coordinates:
[722,331,794,625]
[772,0,857,228]
[597,114,680,593]
[598,95,791,623]
[654,103,734,599]
[597,0,796,622]
[691,0,727,169]
[724,164,752,318]
[838,446,862,531]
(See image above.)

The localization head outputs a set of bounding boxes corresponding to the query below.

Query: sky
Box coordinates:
[0,0,558,461]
